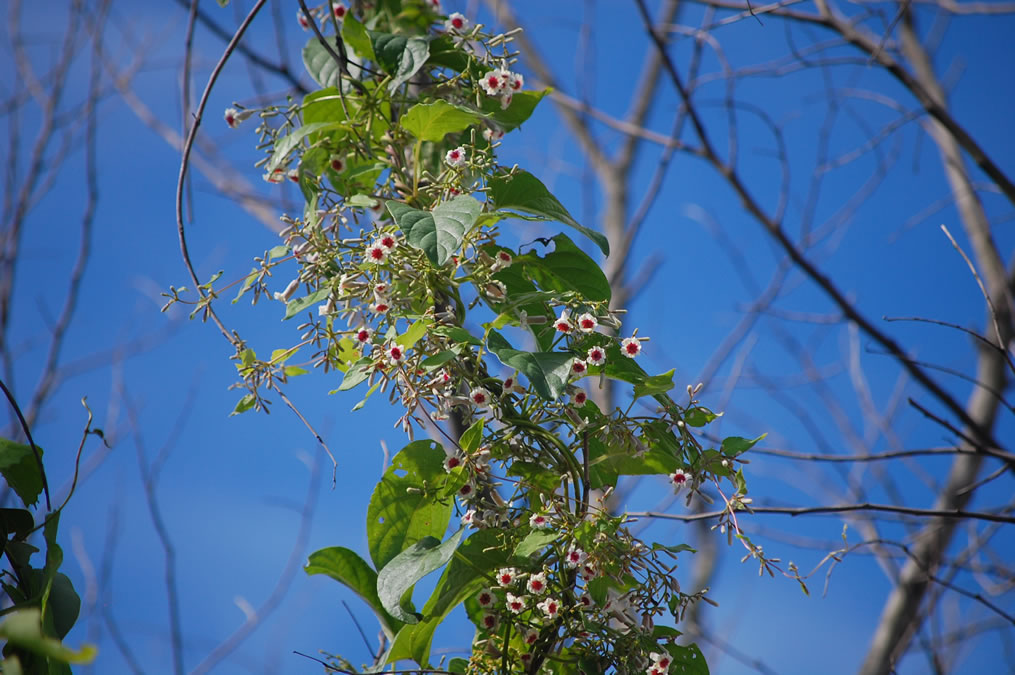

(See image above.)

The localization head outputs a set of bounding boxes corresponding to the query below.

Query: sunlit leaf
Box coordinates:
[489,171,609,256]
[366,440,451,570]
[305,546,401,637]
[401,100,480,142]
[377,528,465,624]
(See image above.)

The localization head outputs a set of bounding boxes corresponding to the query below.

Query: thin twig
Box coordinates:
[176,0,268,345]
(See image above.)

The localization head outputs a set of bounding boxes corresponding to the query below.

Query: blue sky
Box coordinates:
[4,1,1014,673]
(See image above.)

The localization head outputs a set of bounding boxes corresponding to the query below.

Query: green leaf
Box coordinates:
[283,287,331,320]
[266,122,342,173]
[351,381,381,412]
[0,609,95,665]
[507,461,562,493]
[337,356,374,392]
[447,658,469,674]
[397,319,432,349]
[302,37,344,89]
[346,193,380,209]
[480,88,549,130]
[431,325,481,345]
[458,418,485,454]
[684,406,720,427]
[370,32,430,92]
[401,100,480,142]
[426,36,471,73]
[367,440,451,570]
[664,642,710,675]
[305,546,401,637]
[341,14,374,61]
[486,331,572,401]
[420,350,457,370]
[489,170,609,256]
[232,268,259,304]
[721,434,766,456]
[386,196,481,266]
[0,438,44,508]
[514,530,557,559]
[524,233,610,302]
[633,369,675,400]
[389,529,511,666]
[0,508,35,541]
[377,528,465,624]
[652,542,697,555]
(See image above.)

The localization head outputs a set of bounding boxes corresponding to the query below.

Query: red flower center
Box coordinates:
[625,343,638,354]
[452,17,463,28]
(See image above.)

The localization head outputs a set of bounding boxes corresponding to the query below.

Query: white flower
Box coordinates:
[470,387,491,407]
[536,597,560,619]
[444,12,468,32]
[529,513,551,529]
[329,155,346,172]
[577,313,598,332]
[526,572,548,594]
[505,592,526,614]
[365,242,388,264]
[387,344,405,364]
[476,588,495,608]
[564,547,587,568]
[483,127,505,143]
[480,69,510,96]
[587,346,607,367]
[445,146,466,167]
[224,108,241,128]
[554,310,572,333]
[496,567,519,587]
[669,469,691,492]
[507,71,524,91]
[571,359,588,378]
[621,336,642,358]
[332,2,347,19]
[571,390,587,406]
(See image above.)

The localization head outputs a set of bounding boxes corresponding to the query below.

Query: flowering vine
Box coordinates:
[168,2,777,673]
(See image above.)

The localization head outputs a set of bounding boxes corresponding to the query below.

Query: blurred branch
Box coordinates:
[631,503,1015,525]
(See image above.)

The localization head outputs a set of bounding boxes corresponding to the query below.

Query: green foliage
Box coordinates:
[486,331,573,401]
[387,196,482,266]
[376,527,465,624]
[366,441,451,570]
[305,546,402,638]
[197,6,772,673]
[490,170,610,256]
[0,438,44,507]
[0,435,94,670]
[401,100,480,142]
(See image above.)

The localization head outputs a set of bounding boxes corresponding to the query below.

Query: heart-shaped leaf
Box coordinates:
[401,100,480,142]
[386,196,481,266]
